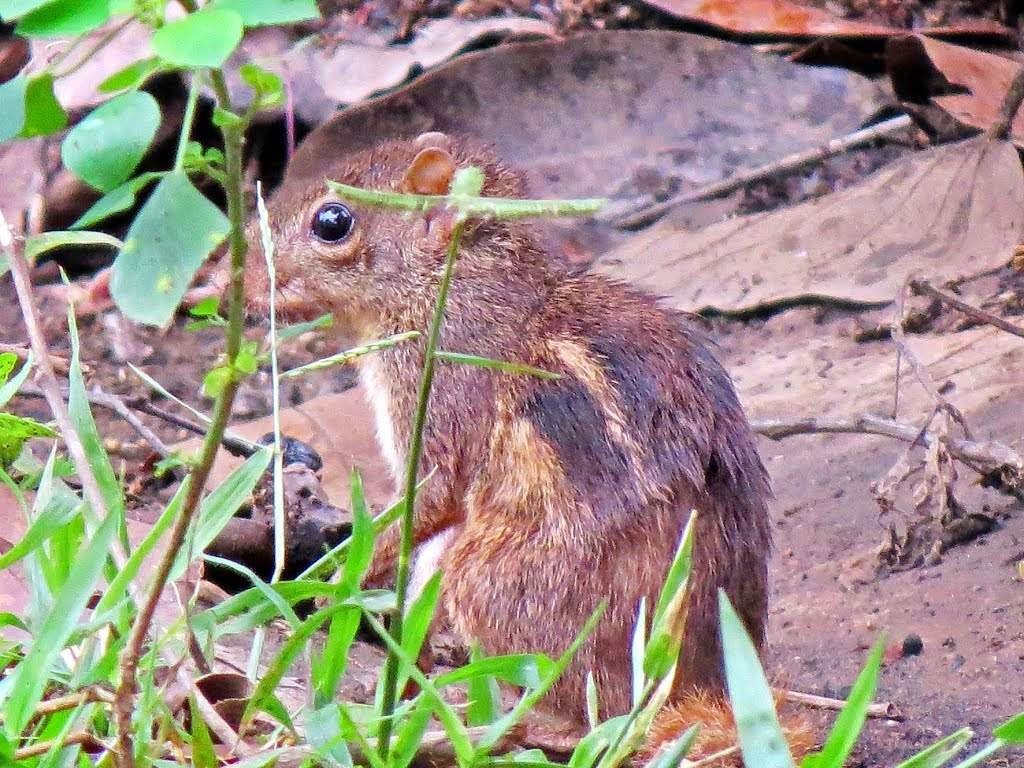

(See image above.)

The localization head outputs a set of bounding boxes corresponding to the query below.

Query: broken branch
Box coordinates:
[909,278,1024,341]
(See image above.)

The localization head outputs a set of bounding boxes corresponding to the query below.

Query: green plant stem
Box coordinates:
[53,17,133,80]
[112,72,248,768]
[173,72,202,172]
[376,219,467,759]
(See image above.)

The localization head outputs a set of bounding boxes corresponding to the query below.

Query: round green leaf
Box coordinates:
[151,7,243,68]
[110,172,229,327]
[61,91,161,192]
[98,57,164,93]
[0,75,27,143]
[16,0,109,38]
[210,0,319,26]
[19,73,66,137]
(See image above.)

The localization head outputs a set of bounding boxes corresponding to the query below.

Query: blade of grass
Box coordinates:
[719,589,795,768]
[2,508,118,736]
[362,610,475,767]
[434,351,560,380]
[280,331,421,379]
[895,728,973,768]
[801,638,885,768]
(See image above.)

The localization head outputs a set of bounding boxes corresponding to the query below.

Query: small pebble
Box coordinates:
[902,633,924,657]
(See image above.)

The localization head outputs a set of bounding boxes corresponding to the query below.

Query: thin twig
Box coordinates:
[113,68,249,768]
[909,278,1024,340]
[985,65,1024,140]
[683,744,740,767]
[128,400,257,457]
[0,341,71,374]
[1,213,121,543]
[891,276,974,439]
[750,414,1023,474]
[13,731,101,760]
[185,675,256,757]
[784,689,899,721]
[608,115,914,228]
[33,687,115,717]
[87,386,173,458]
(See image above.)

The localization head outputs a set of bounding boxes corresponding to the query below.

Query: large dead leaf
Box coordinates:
[595,137,1024,314]
[888,35,1024,146]
[286,30,884,208]
[230,16,554,123]
[185,386,390,509]
[639,0,1015,43]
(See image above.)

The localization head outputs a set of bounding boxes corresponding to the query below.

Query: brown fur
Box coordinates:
[643,693,815,765]
[244,134,774,733]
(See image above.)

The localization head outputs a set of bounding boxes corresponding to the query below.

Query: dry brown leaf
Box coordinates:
[307,16,553,106]
[595,137,1024,314]
[888,35,1024,146]
[285,30,885,255]
[639,0,1015,43]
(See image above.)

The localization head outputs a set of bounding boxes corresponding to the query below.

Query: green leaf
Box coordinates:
[0,0,53,20]
[0,488,79,571]
[16,0,108,37]
[239,61,283,109]
[645,725,698,768]
[211,105,243,128]
[67,305,124,520]
[312,605,360,707]
[479,604,605,756]
[391,697,435,768]
[305,703,354,767]
[71,171,163,229]
[189,295,220,318]
[98,56,163,93]
[0,75,26,142]
[894,728,973,768]
[434,351,561,380]
[151,7,243,68]
[210,0,319,25]
[95,481,185,613]
[394,573,442,698]
[169,447,272,582]
[466,645,501,726]
[62,91,161,192]
[110,171,229,326]
[0,353,16,387]
[433,654,553,690]
[20,73,67,137]
[1,508,117,736]
[719,590,795,768]
[0,413,55,465]
[276,313,333,345]
[802,639,885,768]
[342,470,373,590]
[644,514,695,680]
[362,611,476,767]
[25,230,123,262]
[994,711,1024,743]
[189,695,218,768]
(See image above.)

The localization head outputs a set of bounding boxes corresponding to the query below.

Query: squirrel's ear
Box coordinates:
[401,146,456,195]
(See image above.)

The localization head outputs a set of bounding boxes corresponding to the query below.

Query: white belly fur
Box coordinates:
[408,528,457,611]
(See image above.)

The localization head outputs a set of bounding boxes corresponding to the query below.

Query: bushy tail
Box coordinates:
[640,691,816,766]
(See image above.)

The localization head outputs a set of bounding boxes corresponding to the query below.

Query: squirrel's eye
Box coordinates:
[311,202,355,243]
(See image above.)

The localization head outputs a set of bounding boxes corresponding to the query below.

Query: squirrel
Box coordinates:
[243,132,812,762]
